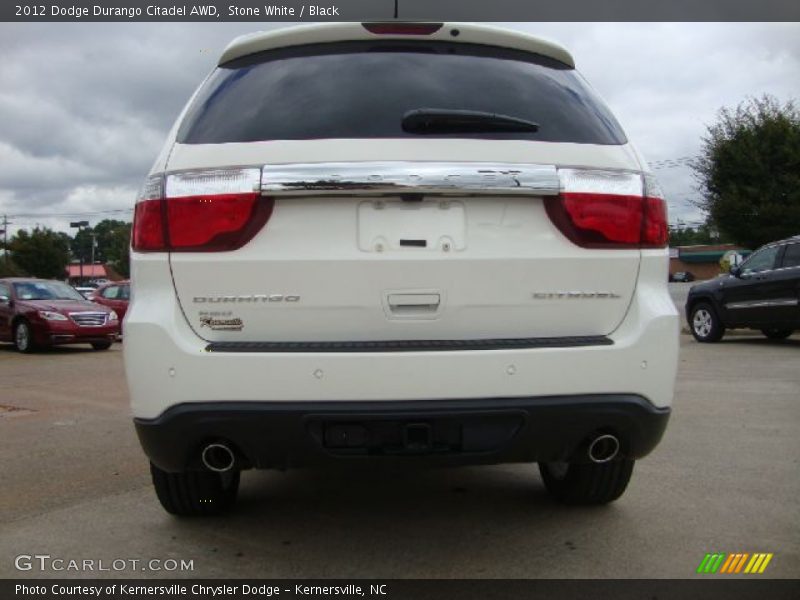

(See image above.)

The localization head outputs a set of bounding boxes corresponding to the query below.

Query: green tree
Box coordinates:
[71,227,98,265]
[0,254,24,277]
[9,227,71,279]
[97,219,131,278]
[692,95,800,249]
[668,224,718,246]
[69,219,132,278]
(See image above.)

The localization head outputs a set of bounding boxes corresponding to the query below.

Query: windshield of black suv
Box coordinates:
[178,41,627,145]
[13,281,86,301]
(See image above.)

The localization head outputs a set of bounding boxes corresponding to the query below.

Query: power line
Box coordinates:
[7,208,133,219]
[648,156,696,170]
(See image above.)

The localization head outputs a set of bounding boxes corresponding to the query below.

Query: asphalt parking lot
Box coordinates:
[1,330,798,579]
[669,281,693,316]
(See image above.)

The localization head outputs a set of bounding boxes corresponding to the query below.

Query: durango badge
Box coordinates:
[193,295,300,303]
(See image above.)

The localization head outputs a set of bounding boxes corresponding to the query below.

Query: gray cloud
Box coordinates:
[0,22,284,231]
[1,22,798,233]
[522,22,800,224]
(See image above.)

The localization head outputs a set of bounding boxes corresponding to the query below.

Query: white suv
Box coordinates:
[125,22,678,515]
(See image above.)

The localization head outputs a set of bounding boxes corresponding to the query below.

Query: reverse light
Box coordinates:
[132,168,274,252]
[545,169,668,249]
[39,311,68,321]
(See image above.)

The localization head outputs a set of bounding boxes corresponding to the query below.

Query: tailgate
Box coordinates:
[165,159,639,344]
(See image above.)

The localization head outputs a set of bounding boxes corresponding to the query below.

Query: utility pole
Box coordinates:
[70,220,89,283]
[90,232,97,273]
[0,215,9,267]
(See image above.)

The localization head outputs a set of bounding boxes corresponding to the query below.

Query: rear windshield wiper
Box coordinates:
[401,108,540,134]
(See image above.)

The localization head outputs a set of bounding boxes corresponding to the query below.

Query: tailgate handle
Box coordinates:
[387,293,441,314]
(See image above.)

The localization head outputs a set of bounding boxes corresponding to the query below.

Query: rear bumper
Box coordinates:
[135,395,670,472]
[125,250,679,427]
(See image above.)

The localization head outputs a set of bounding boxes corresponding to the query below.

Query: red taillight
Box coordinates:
[132,198,167,251]
[546,169,668,249]
[132,169,273,252]
[642,196,668,247]
[362,23,443,35]
[641,173,668,247]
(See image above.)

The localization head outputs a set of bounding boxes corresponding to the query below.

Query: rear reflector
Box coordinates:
[362,23,443,35]
[132,169,273,252]
[546,169,668,249]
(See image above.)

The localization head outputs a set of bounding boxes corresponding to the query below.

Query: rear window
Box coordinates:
[177,41,627,145]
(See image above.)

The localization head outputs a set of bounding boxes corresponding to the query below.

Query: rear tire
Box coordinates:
[14,321,36,353]
[149,462,240,516]
[761,328,793,340]
[539,459,635,505]
[689,302,725,343]
[91,341,112,350]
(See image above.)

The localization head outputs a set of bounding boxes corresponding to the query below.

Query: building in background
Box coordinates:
[669,244,751,280]
[65,263,122,286]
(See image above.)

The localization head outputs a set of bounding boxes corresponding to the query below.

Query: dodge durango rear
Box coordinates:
[124,22,679,516]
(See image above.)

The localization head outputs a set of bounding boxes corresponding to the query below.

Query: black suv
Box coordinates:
[686,236,800,342]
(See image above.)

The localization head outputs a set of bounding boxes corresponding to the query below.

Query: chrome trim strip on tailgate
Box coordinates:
[205,336,612,353]
[261,162,560,196]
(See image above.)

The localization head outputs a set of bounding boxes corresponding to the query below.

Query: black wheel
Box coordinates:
[91,341,112,350]
[150,462,240,516]
[539,459,635,505]
[689,302,725,343]
[14,321,36,353]
[761,328,793,340]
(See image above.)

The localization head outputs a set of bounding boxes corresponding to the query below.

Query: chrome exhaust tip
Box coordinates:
[201,443,236,472]
[587,434,620,464]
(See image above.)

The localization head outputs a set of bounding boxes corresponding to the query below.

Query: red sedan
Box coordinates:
[92,280,130,333]
[0,278,119,353]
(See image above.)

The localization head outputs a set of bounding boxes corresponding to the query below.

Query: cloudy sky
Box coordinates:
[1,21,798,235]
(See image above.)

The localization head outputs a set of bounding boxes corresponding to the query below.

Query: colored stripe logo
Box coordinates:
[697,553,773,574]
